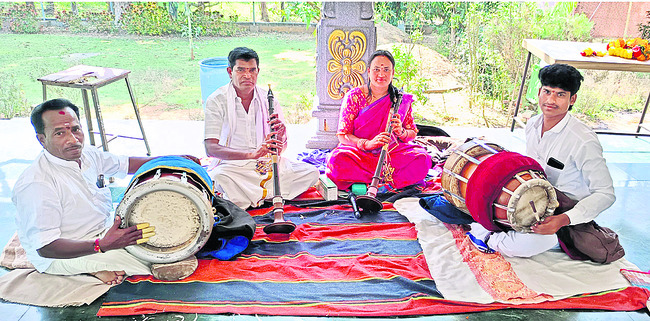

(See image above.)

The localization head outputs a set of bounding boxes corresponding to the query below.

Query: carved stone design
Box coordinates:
[326,30,367,100]
[306,2,376,150]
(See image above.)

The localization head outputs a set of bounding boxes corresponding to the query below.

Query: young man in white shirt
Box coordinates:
[12,99,159,285]
[203,47,319,210]
[469,63,615,257]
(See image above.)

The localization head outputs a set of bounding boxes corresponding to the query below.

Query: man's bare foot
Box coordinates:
[91,270,126,285]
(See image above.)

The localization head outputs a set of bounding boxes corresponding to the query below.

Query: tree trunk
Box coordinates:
[44,2,55,17]
[168,2,178,20]
[112,2,128,25]
[259,2,270,22]
[71,2,78,15]
[280,2,286,22]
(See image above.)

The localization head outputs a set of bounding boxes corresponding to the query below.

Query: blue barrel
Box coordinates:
[199,57,230,105]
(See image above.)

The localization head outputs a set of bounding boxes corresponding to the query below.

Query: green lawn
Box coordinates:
[0,33,317,122]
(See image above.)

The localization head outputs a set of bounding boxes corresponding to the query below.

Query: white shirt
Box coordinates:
[204,83,282,149]
[525,113,615,225]
[204,83,283,169]
[229,96,261,151]
[12,147,128,271]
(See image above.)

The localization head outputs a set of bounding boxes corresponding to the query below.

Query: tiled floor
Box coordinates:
[0,118,648,320]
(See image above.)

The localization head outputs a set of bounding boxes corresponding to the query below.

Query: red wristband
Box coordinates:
[94,238,103,253]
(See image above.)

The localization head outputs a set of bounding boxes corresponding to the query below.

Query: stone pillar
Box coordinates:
[306,2,376,150]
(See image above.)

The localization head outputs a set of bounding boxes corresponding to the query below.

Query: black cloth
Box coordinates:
[201,196,256,252]
[416,124,450,137]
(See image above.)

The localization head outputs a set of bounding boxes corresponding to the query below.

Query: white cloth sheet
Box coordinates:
[0,233,111,307]
[394,197,637,304]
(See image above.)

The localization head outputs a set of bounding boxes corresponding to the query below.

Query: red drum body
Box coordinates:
[441,139,504,213]
[116,168,214,263]
[441,139,559,232]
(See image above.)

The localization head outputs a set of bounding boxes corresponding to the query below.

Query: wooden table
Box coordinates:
[511,39,650,136]
[38,65,151,155]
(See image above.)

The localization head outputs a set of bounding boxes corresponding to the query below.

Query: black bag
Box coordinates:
[554,188,625,264]
[200,196,256,252]
[415,124,450,137]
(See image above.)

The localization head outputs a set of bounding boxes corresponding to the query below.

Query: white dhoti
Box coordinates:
[44,231,152,277]
[470,222,559,258]
[44,249,151,277]
[210,157,319,209]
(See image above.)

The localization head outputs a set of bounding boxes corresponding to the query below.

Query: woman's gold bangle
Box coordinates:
[357,139,367,151]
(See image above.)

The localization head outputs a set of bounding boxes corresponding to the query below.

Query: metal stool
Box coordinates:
[37,65,151,155]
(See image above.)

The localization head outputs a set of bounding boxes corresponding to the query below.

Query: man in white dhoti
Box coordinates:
[204,47,319,209]
[12,99,157,285]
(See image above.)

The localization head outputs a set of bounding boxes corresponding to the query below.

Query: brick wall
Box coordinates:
[574,2,650,38]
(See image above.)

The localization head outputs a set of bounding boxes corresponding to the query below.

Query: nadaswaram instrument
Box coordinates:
[355,88,404,214]
[262,84,296,234]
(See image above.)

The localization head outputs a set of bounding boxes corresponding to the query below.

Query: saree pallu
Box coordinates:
[327,88,432,190]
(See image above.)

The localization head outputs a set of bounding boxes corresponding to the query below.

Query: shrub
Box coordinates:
[456,2,594,120]
[537,2,592,41]
[391,31,430,109]
[5,3,41,34]
[120,2,181,36]
[268,2,320,25]
[284,92,314,124]
[55,10,86,33]
[55,9,117,34]
[189,9,240,37]
[84,10,118,33]
[640,11,650,39]
[0,73,30,119]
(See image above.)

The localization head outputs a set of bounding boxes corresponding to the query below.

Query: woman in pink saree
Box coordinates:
[326,50,432,190]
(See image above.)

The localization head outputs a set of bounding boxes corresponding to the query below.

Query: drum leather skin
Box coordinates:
[116,157,215,264]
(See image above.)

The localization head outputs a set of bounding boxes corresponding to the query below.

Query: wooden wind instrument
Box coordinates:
[262,84,296,234]
[355,88,404,214]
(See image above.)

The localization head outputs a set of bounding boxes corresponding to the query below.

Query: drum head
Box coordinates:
[116,177,213,263]
[505,177,558,232]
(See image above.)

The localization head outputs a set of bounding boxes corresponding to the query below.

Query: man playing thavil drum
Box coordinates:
[469,63,616,257]
[203,47,319,209]
[13,98,170,285]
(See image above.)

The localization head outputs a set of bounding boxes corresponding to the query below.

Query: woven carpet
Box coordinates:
[97,201,648,317]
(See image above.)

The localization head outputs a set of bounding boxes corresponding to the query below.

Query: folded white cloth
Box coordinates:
[394,197,637,304]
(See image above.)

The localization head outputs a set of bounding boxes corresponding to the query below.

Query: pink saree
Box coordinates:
[326,87,432,190]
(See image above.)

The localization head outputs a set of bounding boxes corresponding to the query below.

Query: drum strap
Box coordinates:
[126,158,214,195]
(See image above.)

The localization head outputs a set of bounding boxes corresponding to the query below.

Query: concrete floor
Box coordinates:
[0,117,649,320]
